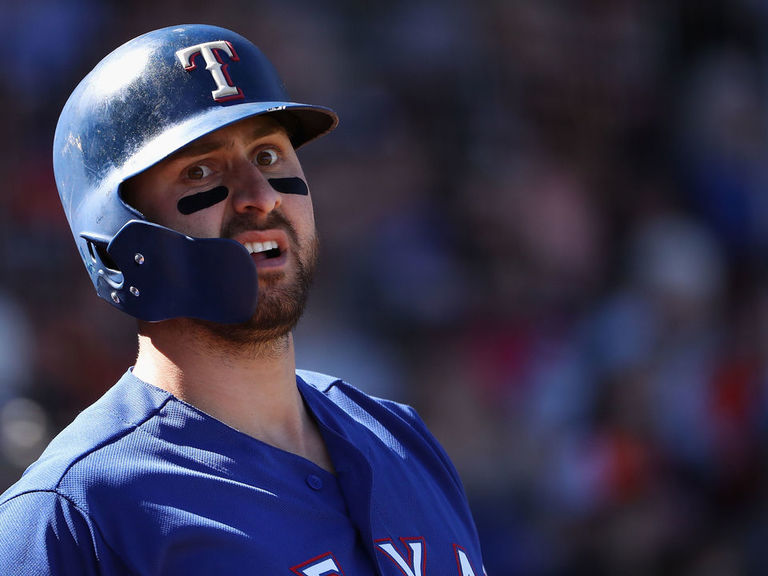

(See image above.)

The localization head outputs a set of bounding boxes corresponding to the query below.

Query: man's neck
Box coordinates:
[131,318,333,472]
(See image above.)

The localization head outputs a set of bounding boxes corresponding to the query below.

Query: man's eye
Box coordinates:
[255,148,278,167]
[186,165,212,180]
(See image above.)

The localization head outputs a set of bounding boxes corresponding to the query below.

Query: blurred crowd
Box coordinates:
[2,0,768,574]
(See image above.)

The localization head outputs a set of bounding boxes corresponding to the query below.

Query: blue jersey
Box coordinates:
[0,370,485,575]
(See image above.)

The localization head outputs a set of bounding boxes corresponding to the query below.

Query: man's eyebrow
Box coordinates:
[166,124,286,162]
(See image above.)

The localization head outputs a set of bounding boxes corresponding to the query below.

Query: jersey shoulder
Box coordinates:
[296,369,420,426]
[296,369,461,484]
[0,370,171,507]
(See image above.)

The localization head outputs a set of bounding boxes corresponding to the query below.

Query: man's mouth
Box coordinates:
[244,240,282,262]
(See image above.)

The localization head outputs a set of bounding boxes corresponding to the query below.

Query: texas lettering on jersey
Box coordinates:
[291,537,484,576]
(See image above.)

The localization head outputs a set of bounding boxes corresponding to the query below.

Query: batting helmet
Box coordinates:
[53,24,338,323]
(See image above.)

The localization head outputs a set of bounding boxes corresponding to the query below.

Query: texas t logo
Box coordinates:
[175,41,244,102]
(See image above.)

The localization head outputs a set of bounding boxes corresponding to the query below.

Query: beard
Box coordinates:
[193,211,319,349]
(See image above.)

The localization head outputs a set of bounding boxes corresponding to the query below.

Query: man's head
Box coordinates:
[122,115,319,342]
[53,24,337,324]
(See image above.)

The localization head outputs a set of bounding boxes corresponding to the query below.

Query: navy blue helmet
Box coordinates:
[53,24,337,323]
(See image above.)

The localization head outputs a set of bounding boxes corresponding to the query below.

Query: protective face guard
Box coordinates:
[81,221,257,322]
[53,24,337,323]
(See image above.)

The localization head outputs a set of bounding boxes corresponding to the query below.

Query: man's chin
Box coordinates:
[192,267,311,346]
[196,230,317,347]
[196,297,304,345]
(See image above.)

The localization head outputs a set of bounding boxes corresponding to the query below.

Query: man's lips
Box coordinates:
[244,239,279,258]
[232,230,290,269]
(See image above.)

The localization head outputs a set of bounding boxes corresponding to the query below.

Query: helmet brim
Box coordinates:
[120,101,338,185]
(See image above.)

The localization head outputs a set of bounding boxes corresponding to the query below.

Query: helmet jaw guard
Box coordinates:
[53,24,337,323]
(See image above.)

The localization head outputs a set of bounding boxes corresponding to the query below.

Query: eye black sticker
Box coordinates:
[268,177,309,196]
[177,186,229,215]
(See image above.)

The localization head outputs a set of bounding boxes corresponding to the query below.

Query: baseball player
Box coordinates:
[0,24,485,575]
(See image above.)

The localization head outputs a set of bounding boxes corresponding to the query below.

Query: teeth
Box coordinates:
[244,240,279,255]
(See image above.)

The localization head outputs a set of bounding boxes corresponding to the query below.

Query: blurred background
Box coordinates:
[1,0,768,573]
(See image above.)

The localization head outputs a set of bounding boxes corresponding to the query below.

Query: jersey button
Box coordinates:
[306,474,323,491]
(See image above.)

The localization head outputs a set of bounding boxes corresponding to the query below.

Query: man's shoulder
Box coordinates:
[297,369,416,417]
[295,369,428,447]
[0,371,171,507]
[295,369,342,393]
[296,369,467,495]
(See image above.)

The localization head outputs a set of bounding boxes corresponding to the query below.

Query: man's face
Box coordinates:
[122,115,319,342]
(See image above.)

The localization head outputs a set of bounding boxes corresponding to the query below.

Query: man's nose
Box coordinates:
[229,159,282,214]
